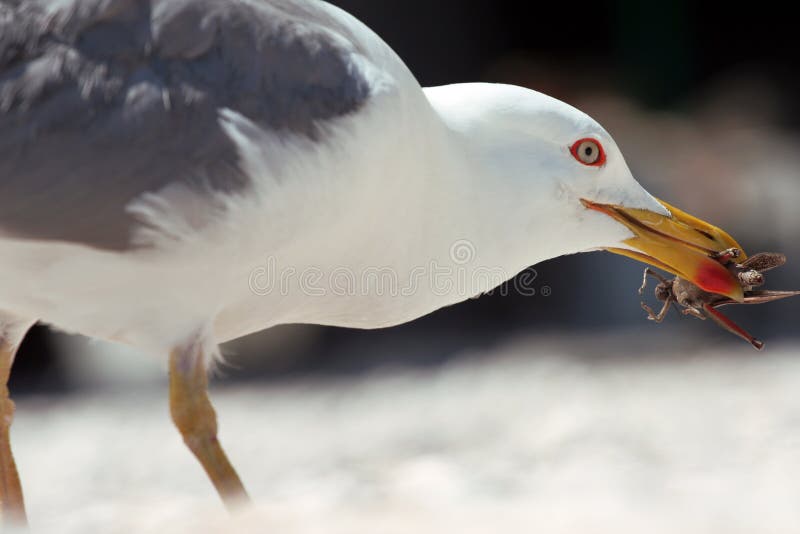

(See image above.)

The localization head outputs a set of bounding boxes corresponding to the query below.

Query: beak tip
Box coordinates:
[694,260,744,301]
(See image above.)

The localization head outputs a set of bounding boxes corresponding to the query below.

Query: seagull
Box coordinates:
[0,0,746,525]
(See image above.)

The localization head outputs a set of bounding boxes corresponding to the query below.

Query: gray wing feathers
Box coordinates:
[0,0,372,250]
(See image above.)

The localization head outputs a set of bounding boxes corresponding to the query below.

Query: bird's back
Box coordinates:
[0,0,433,349]
[0,0,374,250]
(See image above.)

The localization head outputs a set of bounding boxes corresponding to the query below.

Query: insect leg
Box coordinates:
[681,307,706,320]
[639,268,668,295]
[641,297,674,323]
[703,303,765,350]
[711,248,742,263]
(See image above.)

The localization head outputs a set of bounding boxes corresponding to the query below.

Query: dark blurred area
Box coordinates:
[12,0,800,393]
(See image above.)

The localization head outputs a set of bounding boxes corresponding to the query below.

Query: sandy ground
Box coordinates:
[9,334,800,533]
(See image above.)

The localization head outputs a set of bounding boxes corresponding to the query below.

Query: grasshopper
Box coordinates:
[639,249,800,350]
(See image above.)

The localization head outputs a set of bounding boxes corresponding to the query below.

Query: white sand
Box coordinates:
[10,335,800,533]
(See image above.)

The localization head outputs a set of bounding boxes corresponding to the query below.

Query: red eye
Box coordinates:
[570,138,606,166]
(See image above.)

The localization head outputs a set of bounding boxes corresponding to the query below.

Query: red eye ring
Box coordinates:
[570,138,606,167]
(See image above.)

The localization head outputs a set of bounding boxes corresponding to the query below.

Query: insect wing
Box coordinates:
[707,290,800,308]
[739,253,787,272]
[741,289,800,303]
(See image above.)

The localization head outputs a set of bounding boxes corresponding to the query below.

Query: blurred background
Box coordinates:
[9,1,800,532]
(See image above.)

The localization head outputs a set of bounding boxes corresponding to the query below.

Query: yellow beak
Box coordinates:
[581,198,745,301]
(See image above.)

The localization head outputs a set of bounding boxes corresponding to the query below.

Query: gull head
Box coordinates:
[426,83,744,300]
